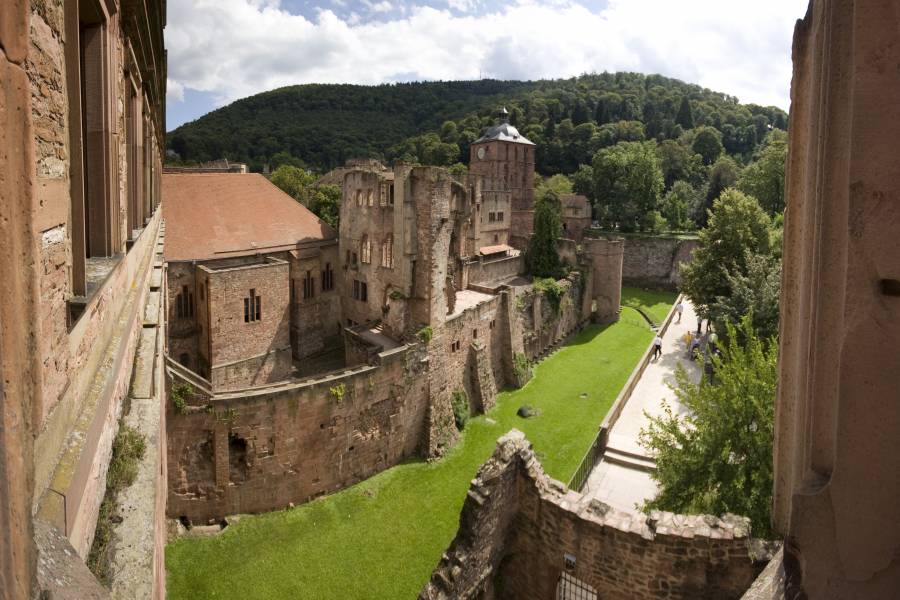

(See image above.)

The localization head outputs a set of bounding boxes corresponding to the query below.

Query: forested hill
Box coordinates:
[166,73,788,174]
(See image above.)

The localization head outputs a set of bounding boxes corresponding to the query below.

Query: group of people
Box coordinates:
[650,299,717,366]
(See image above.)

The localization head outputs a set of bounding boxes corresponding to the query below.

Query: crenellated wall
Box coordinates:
[421,431,770,600]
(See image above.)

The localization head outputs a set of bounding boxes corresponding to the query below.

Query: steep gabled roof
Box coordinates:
[163,173,336,261]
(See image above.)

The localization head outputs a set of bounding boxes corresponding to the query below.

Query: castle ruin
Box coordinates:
[161,115,625,523]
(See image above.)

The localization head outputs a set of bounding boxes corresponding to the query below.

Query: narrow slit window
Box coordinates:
[245,289,261,322]
[322,263,334,291]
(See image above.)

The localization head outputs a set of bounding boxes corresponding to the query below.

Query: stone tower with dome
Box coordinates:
[468,108,537,249]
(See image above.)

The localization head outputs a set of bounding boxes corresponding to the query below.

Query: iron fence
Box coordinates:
[566,430,604,493]
[557,572,598,600]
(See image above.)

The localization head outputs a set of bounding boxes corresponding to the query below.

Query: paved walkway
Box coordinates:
[584,299,702,512]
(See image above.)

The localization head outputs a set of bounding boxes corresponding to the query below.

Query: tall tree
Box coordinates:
[691,126,725,165]
[660,180,697,231]
[270,165,316,202]
[640,316,778,539]
[592,141,663,232]
[676,96,694,130]
[525,191,563,279]
[270,165,340,227]
[571,164,594,202]
[696,156,741,226]
[709,252,782,341]
[680,189,771,317]
[535,174,573,200]
[307,185,342,228]
[656,139,702,190]
[738,129,788,215]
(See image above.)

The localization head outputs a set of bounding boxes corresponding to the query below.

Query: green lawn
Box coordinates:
[165,287,675,600]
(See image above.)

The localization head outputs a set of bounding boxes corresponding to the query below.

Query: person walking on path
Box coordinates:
[652,334,663,361]
[675,300,684,323]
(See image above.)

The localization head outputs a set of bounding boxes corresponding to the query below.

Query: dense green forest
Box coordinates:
[166,73,787,174]
[167,80,537,171]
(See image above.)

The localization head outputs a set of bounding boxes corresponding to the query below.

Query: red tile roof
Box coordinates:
[162,173,336,261]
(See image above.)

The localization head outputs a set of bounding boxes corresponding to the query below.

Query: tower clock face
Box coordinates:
[477,147,485,160]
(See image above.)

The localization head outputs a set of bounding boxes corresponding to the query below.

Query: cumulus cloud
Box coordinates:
[166,78,185,103]
[166,0,808,113]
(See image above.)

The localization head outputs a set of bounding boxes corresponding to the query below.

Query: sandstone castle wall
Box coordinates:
[421,431,769,600]
[613,235,698,291]
[166,344,429,523]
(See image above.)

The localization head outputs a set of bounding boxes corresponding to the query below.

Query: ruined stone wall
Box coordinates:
[289,244,342,359]
[464,254,524,287]
[166,262,199,370]
[408,168,461,456]
[557,238,578,268]
[166,345,429,523]
[614,235,698,290]
[583,237,624,324]
[516,275,586,361]
[204,259,292,391]
[443,296,503,412]
[339,170,408,328]
[478,189,512,247]
[422,431,767,600]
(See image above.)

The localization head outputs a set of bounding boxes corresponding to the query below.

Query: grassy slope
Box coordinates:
[166,288,674,600]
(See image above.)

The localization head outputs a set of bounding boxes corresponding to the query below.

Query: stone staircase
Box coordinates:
[600,446,657,473]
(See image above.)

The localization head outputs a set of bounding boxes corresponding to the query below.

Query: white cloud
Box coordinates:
[166,78,185,103]
[446,0,477,13]
[364,0,393,12]
[166,0,808,112]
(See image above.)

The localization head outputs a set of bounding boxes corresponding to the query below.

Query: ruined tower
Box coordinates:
[469,108,536,249]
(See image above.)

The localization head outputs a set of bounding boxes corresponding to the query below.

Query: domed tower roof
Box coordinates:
[473,107,535,146]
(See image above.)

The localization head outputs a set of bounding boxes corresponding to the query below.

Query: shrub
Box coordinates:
[533,277,565,313]
[451,390,469,431]
[417,325,433,344]
[641,210,668,234]
[171,383,193,415]
[329,383,346,403]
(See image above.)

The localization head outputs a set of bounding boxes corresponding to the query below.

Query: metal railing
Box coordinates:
[567,429,604,493]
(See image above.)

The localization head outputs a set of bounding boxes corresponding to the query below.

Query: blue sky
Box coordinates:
[165,0,809,131]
